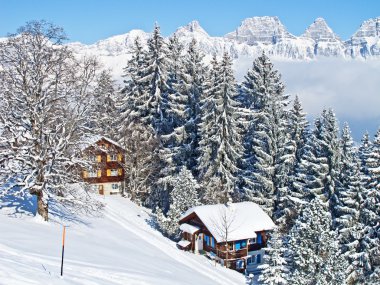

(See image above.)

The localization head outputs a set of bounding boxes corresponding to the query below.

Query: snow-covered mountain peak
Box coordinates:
[346,17,380,58]
[302,18,341,42]
[351,17,380,39]
[69,29,150,57]
[174,20,209,38]
[224,16,295,45]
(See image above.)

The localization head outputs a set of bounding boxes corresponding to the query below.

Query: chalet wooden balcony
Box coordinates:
[248,243,265,251]
[217,249,247,260]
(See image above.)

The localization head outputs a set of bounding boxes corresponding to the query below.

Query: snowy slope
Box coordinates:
[0,196,245,285]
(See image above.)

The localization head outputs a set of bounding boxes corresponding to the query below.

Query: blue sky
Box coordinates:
[1,0,379,44]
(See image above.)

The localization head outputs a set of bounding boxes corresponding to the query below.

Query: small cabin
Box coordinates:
[178,202,275,273]
[81,136,125,195]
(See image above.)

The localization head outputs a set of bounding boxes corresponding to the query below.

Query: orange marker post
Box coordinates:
[61,226,66,276]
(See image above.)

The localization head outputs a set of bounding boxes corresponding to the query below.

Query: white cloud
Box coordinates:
[234,57,380,141]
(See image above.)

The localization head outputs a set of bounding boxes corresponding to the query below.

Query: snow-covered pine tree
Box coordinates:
[287,198,348,285]
[159,34,189,175]
[120,121,159,204]
[197,52,245,204]
[123,24,172,210]
[287,96,309,165]
[118,36,147,130]
[240,52,290,218]
[157,167,200,239]
[258,227,288,285]
[142,24,170,135]
[176,39,207,172]
[316,109,341,213]
[0,21,103,220]
[89,70,117,139]
[357,128,380,283]
[278,96,309,231]
[300,109,340,207]
[358,132,372,187]
[333,123,364,284]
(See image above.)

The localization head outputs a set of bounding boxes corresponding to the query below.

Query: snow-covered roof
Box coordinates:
[81,135,123,151]
[177,240,191,248]
[180,202,276,243]
[179,223,200,234]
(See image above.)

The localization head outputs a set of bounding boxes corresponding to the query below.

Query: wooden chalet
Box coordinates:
[81,137,125,195]
[178,202,276,273]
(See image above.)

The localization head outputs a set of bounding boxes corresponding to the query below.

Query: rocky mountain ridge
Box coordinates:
[63,16,380,79]
[69,16,380,60]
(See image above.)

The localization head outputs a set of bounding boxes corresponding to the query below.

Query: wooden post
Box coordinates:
[61,226,66,276]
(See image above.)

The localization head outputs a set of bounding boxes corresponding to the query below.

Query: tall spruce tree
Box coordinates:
[334,123,364,284]
[278,96,309,231]
[240,52,290,218]
[160,34,188,175]
[178,39,207,172]
[141,24,170,135]
[119,36,147,131]
[89,70,117,139]
[297,109,340,206]
[357,128,380,283]
[258,227,289,285]
[156,167,200,239]
[287,198,348,285]
[197,52,244,204]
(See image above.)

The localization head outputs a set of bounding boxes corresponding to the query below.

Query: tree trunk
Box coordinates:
[37,193,48,221]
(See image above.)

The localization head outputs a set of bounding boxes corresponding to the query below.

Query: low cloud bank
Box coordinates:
[234,57,380,141]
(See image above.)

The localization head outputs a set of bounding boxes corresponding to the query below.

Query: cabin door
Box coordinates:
[196,233,203,252]
[99,185,104,195]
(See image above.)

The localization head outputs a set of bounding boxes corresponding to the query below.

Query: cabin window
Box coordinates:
[228,243,234,251]
[236,260,245,269]
[110,169,119,176]
[88,170,97,178]
[211,237,215,248]
[257,234,262,244]
[205,235,210,246]
[249,238,256,244]
[247,256,255,265]
[257,254,261,264]
[112,184,119,190]
[90,155,97,162]
[235,240,247,250]
[110,154,118,161]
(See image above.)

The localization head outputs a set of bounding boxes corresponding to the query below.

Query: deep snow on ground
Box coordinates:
[0,195,247,285]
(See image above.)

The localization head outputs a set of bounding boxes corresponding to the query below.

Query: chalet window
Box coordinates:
[228,243,234,251]
[211,237,215,248]
[247,256,255,265]
[110,169,118,176]
[112,184,119,190]
[247,254,262,265]
[205,235,210,246]
[235,240,247,250]
[110,154,118,161]
[249,238,256,244]
[236,260,244,269]
[257,234,262,244]
[90,155,97,162]
[88,170,97,178]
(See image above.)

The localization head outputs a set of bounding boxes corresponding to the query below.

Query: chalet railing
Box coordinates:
[217,249,247,260]
[248,243,265,251]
